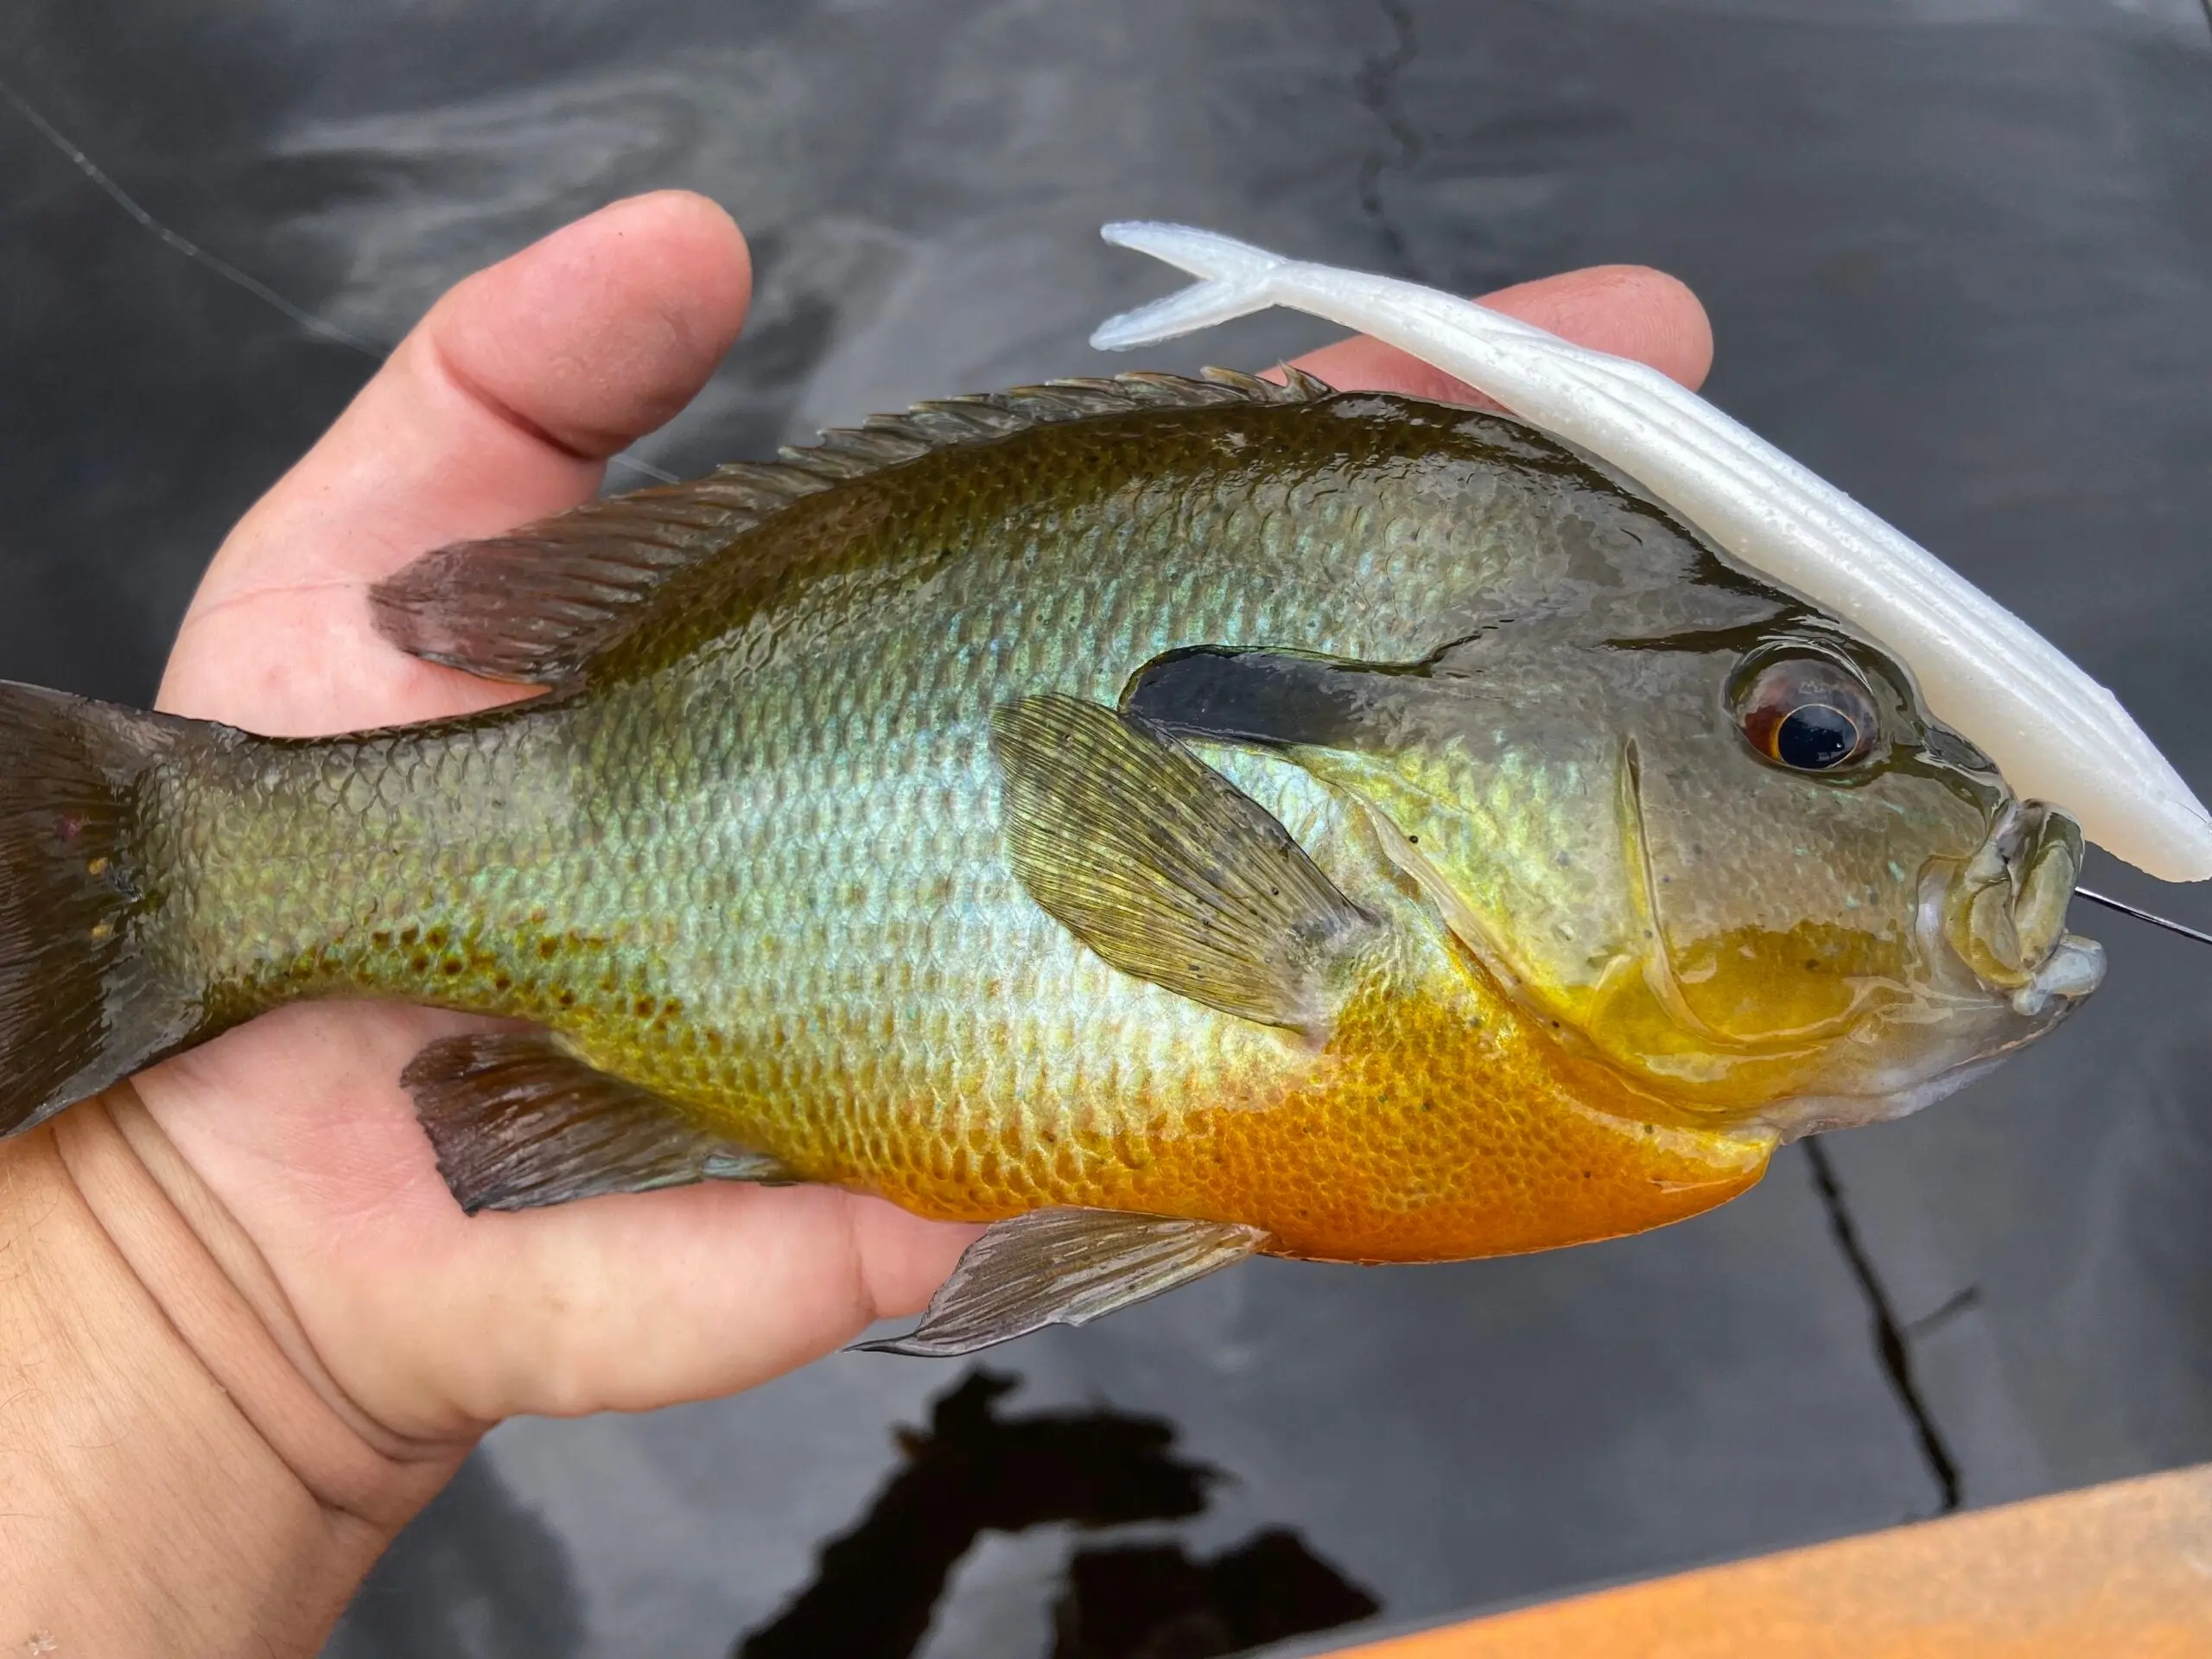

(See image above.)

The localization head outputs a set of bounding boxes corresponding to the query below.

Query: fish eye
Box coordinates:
[1732,653,1879,774]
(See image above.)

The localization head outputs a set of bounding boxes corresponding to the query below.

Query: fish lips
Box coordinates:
[1933,798,2107,1017]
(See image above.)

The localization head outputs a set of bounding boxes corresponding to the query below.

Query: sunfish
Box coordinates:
[1,231,2185,1357]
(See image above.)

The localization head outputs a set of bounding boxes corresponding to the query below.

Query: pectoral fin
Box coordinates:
[991,695,1373,1031]
[403,1030,793,1213]
[855,1208,1269,1357]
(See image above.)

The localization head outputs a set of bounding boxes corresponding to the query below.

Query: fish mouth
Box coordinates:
[1935,799,2106,1017]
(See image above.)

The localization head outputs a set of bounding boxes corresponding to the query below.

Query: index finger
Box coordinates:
[162,191,751,732]
[1287,263,1714,397]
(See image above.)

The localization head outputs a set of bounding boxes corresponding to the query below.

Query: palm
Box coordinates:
[124,193,1711,1441]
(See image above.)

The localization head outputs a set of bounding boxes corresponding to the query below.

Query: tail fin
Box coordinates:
[0,682,201,1136]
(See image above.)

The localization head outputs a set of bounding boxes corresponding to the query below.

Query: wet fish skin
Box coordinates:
[1095,221,2212,881]
[0,373,2091,1278]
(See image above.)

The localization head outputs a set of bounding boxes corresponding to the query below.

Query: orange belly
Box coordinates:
[858,950,1774,1263]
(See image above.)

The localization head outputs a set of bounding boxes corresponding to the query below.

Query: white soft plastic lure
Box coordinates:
[1090,222,2212,885]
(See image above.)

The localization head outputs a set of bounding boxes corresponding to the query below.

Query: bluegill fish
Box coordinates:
[0,355,2113,1353]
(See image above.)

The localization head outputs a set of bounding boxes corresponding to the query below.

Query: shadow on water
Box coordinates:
[735,1370,1378,1659]
[324,1452,586,1659]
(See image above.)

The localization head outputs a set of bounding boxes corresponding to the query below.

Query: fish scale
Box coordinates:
[156,399,1575,1212]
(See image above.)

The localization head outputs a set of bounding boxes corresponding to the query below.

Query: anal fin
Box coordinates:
[402,1030,792,1213]
[855,1208,1268,1358]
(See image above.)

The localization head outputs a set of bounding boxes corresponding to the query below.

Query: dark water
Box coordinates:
[3,3,2210,1654]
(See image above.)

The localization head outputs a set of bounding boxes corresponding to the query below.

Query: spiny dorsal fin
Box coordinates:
[991,694,1374,1033]
[370,366,1331,687]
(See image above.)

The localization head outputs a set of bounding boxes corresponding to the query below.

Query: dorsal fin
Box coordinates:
[370,366,1332,687]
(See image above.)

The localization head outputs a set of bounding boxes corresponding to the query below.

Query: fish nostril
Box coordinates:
[1923,726,1995,773]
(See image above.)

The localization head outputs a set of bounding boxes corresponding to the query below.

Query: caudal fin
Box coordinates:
[0,682,202,1136]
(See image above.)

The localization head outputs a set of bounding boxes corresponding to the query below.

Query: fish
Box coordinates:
[0,239,2166,1358]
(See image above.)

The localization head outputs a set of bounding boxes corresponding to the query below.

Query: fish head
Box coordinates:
[1249,611,2103,1135]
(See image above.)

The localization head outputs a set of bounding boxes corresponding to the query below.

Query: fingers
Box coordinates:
[162,191,751,734]
[413,1185,976,1423]
[224,188,749,580]
[142,1004,977,1435]
[1287,263,1714,400]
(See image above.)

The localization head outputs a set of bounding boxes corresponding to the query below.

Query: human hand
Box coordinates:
[74,194,1717,1457]
[3,190,1712,1652]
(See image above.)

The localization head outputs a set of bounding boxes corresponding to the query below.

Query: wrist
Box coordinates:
[0,1091,462,1656]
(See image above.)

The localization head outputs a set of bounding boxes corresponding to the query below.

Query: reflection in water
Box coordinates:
[736,1370,1211,1657]
[1053,1530,1380,1659]
[735,1370,1379,1659]
[325,1452,585,1659]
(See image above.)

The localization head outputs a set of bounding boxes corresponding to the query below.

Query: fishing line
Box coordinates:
[0,71,383,358]
[2075,887,2212,950]
[0,70,679,486]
